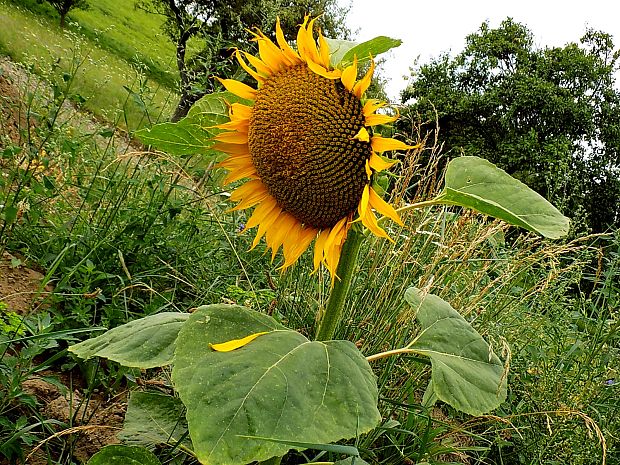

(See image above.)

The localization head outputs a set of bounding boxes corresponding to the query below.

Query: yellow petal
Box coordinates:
[313,229,331,271]
[266,212,298,260]
[306,59,341,79]
[324,217,350,281]
[241,51,272,77]
[212,142,250,156]
[353,127,370,142]
[246,198,282,248]
[276,17,300,62]
[216,78,256,101]
[229,103,253,121]
[235,50,265,84]
[280,224,317,269]
[340,56,358,92]
[230,181,269,211]
[358,184,370,216]
[369,152,398,172]
[361,207,390,240]
[363,99,386,117]
[365,113,398,127]
[371,135,414,153]
[217,154,253,170]
[317,29,331,68]
[257,35,289,72]
[217,119,249,133]
[215,131,249,144]
[353,59,375,98]
[305,17,322,64]
[209,331,269,352]
[368,187,404,226]
[223,165,257,184]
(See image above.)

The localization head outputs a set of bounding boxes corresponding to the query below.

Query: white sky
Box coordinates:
[342,0,620,100]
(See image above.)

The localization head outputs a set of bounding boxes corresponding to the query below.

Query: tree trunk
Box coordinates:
[59,11,67,28]
[171,88,207,122]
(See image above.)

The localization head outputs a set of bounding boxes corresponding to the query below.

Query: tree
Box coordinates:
[136,0,350,121]
[44,0,89,28]
[400,19,620,233]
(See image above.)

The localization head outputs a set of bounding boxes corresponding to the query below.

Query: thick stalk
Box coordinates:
[315,228,364,341]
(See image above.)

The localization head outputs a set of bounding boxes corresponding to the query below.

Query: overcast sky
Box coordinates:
[342,0,620,100]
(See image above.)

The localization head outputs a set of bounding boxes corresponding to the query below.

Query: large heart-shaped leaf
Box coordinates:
[434,156,569,239]
[69,313,189,368]
[405,288,507,416]
[86,445,161,465]
[172,305,380,465]
[119,392,190,449]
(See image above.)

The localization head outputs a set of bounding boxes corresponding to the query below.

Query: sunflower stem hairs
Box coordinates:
[214,15,413,281]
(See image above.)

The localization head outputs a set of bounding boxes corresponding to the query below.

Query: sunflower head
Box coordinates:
[214,16,414,280]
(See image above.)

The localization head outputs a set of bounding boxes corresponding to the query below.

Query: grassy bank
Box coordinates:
[0,0,178,130]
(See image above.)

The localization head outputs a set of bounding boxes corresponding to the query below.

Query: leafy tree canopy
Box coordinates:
[400,19,620,233]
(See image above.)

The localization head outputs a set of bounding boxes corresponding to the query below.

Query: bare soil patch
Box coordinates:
[0,252,53,314]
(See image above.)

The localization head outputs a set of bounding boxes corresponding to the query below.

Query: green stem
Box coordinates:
[315,228,364,341]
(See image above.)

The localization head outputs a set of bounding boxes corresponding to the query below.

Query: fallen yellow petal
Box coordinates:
[209,331,270,352]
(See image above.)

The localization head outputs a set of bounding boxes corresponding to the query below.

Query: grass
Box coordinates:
[0,0,177,130]
[69,0,184,90]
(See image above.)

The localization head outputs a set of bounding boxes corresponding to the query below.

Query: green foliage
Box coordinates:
[86,445,162,465]
[0,308,25,337]
[173,304,380,465]
[69,312,189,368]
[326,36,402,67]
[0,1,176,130]
[405,287,507,416]
[401,19,620,232]
[433,156,569,238]
[119,392,189,449]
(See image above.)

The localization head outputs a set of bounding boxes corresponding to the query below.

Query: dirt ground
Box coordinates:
[0,251,126,464]
[0,252,53,314]
[21,377,126,464]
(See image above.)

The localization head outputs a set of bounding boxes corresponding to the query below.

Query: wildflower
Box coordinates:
[215,17,412,279]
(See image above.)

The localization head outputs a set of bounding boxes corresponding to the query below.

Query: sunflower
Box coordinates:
[214,16,413,280]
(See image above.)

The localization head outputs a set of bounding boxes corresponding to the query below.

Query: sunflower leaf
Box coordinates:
[135,92,246,155]
[69,312,189,368]
[326,36,402,67]
[341,36,402,66]
[172,304,381,465]
[405,288,507,416]
[434,156,569,239]
[188,91,250,123]
[134,118,220,156]
[119,392,190,449]
[86,445,161,465]
[325,38,359,66]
